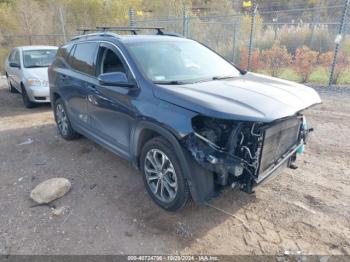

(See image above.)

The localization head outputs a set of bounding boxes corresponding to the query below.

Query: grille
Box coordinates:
[258,117,301,174]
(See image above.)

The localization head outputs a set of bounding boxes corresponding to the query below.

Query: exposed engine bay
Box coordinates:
[185,115,311,193]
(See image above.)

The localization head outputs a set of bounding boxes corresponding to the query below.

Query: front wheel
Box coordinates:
[54,98,80,140]
[21,86,35,108]
[140,137,189,211]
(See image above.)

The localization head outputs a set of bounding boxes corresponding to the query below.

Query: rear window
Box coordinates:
[70,42,98,75]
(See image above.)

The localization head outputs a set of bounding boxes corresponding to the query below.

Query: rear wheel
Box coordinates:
[54,98,80,140]
[21,85,35,108]
[140,137,189,211]
[6,75,17,93]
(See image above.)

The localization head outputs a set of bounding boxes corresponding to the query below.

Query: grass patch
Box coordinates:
[308,67,329,84]
[255,69,270,75]
[278,68,302,82]
[252,67,350,85]
[337,70,350,85]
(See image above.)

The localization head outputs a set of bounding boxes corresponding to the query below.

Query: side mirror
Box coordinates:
[98,72,135,88]
[9,62,20,68]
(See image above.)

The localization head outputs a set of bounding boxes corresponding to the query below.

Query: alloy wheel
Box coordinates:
[144,149,178,203]
[56,103,68,136]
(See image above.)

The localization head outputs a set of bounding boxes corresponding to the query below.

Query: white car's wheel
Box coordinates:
[6,75,17,93]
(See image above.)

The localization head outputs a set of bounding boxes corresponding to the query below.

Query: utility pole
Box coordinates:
[247,1,258,71]
[59,7,67,43]
[328,0,349,87]
[273,17,278,40]
[129,7,136,28]
[182,6,189,37]
[232,20,237,63]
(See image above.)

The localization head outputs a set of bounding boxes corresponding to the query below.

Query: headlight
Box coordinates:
[27,79,42,87]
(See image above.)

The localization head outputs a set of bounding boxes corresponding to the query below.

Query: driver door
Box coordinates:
[87,42,137,158]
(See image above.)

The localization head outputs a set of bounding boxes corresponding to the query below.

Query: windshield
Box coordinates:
[23,49,57,68]
[126,40,240,83]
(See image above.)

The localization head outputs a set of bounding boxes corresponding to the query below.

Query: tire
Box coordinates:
[140,137,190,211]
[54,98,80,140]
[21,85,35,108]
[6,75,17,93]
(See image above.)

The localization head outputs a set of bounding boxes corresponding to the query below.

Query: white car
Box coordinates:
[4,45,58,108]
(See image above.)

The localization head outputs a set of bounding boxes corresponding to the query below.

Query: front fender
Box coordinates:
[131,121,215,203]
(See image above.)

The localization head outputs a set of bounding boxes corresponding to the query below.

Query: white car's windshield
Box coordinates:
[23,49,57,68]
[126,40,240,84]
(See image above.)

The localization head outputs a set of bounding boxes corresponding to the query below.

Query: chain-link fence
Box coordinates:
[135,1,350,86]
[1,1,349,86]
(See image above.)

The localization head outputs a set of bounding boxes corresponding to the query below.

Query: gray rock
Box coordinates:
[30,178,71,204]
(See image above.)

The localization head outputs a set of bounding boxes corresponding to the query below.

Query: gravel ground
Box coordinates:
[0,80,349,255]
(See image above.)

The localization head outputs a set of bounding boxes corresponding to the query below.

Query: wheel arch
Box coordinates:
[132,121,215,203]
[20,81,25,93]
[51,92,61,104]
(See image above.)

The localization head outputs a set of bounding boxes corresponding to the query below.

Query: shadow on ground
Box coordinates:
[0,86,51,118]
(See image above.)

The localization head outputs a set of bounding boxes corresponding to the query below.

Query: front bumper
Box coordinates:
[26,85,50,103]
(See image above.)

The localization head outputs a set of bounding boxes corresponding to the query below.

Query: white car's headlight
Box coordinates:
[27,79,42,87]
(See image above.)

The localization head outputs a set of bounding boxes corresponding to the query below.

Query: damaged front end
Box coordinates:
[184,115,312,194]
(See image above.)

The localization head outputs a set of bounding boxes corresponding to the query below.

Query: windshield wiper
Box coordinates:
[212,75,236,80]
[25,65,47,68]
[153,80,187,85]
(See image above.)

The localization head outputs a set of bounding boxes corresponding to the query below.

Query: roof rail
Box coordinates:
[71,31,117,41]
[95,26,165,35]
[76,28,99,34]
[161,32,184,37]
[71,26,183,41]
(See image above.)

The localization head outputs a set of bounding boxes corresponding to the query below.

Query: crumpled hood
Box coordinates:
[23,67,49,81]
[153,72,322,122]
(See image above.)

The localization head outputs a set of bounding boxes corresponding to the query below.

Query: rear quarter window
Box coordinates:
[55,44,73,68]
[69,42,98,76]
[57,44,73,60]
[8,49,16,62]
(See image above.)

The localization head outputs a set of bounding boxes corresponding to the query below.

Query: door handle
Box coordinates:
[87,94,98,105]
[87,84,96,89]
[60,74,68,80]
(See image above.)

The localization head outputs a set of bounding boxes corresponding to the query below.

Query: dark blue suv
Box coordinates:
[48,28,321,211]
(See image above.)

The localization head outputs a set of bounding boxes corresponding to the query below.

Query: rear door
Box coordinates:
[10,49,22,90]
[6,49,16,86]
[63,42,98,130]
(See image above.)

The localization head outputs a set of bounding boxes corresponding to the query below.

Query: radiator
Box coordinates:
[258,117,301,174]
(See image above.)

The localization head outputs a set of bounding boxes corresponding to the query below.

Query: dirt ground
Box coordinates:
[0,79,349,255]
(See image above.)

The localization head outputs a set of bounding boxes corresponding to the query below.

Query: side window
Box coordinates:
[70,42,98,75]
[96,46,126,76]
[56,44,73,68]
[8,49,15,62]
[13,50,20,65]
[57,44,73,60]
